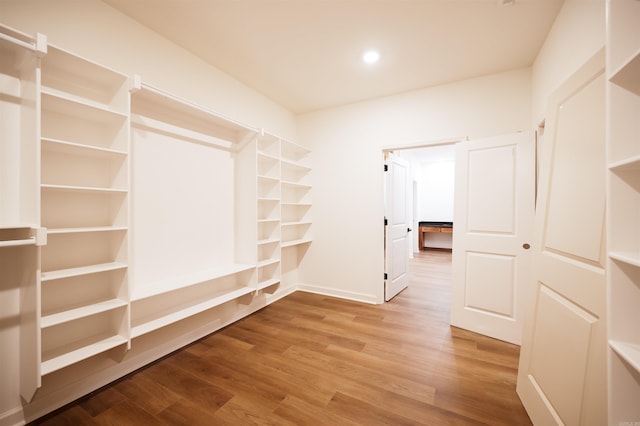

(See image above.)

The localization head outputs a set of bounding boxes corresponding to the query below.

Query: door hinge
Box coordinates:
[384,164,388,172]
[384,217,388,226]
[384,273,388,280]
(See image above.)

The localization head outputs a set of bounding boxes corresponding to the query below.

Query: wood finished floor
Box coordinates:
[33,249,532,425]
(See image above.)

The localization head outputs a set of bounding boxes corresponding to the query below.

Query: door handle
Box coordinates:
[523,243,530,250]
[408,228,412,233]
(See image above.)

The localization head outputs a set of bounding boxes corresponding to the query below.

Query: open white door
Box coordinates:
[385,152,410,301]
[516,49,606,426]
[451,131,535,345]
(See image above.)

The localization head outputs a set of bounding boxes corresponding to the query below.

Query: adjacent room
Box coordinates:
[1,0,638,425]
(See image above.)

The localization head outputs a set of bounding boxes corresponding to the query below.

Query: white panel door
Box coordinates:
[451,131,535,345]
[385,153,410,301]
[516,50,607,426]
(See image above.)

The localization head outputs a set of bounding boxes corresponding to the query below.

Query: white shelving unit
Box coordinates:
[38,45,131,381]
[606,1,640,423]
[4,25,314,408]
[255,133,282,291]
[129,78,260,337]
[280,140,312,248]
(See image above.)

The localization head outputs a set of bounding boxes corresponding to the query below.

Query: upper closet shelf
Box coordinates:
[0,24,46,54]
[130,77,259,150]
[609,48,640,96]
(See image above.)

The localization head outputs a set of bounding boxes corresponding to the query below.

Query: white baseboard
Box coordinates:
[295,283,380,304]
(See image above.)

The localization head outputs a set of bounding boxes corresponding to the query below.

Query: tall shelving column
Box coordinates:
[38,45,131,379]
[606,0,640,423]
[280,139,312,248]
[256,133,282,291]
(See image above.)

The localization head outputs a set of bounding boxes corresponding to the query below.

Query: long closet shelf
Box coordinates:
[281,238,313,248]
[41,137,127,159]
[41,90,128,122]
[609,48,640,96]
[131,80,258,146]
[131,263,255,301]
[609,155,640,172]
[41,262,128,282]
[609,340,640,374]
[41,334,128,376]
[41,184,128,194]
[257,278,280,290]
[47,226,128,235]
[41,298,128,329]
[610,251,640,268]
[131,285,255,338]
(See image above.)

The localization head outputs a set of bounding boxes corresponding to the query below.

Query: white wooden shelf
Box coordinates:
[41,184,128,194]
[281,180,312,189]
[281,202,312,207]
[610,251,640,269]
[609,340,640,374]
[41,298,128,328]
[41,262,128,282]
[281,221,312,227]
[609,155,640,172]
[610,48,640,96]
[131,263,255,301]
[41,334,128,375]
[41,137,127,159]
[257,278,280,290]
[41,87,127,116]
[47,226,128,235]
[281,238,313,248]
[607,1,640,423]
[281,159,311,173]
[257,238,280,246]
[131,80,257,147]
[258,218,280,224]
[41,91,128,123]
[258,175,280,184]
[257,259,279,268]
[131,285,254,338]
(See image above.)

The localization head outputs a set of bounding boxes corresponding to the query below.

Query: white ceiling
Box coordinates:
[103,0,564,114]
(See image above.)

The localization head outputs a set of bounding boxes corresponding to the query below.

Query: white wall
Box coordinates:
[531,0,605,126]
[297,68,532,303]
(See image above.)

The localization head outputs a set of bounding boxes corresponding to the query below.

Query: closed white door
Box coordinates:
[516,49,606,426]
[450,131,535,345]
[385,153,410,301]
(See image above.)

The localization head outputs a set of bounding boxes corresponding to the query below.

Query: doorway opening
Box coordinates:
[383,141,459,301]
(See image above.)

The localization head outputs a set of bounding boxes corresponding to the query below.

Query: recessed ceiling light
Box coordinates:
[363,50,380,64]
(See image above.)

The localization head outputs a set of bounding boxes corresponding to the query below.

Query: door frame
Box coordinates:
[382,137,463,301]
